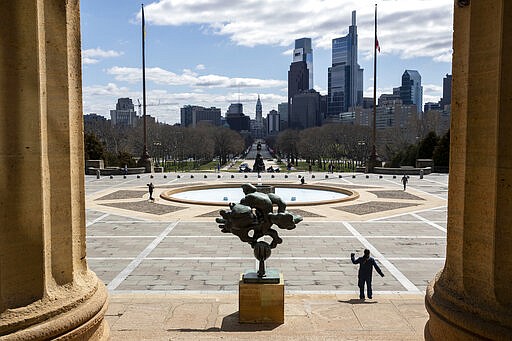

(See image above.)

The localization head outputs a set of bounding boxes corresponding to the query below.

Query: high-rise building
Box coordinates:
[277,102,288,131]
[327,11,363,116]
[288,38,314,128]
[255,95,262,122]
[290,90,326,129]
[440,74,452,108]
[399,70,423,114]
[110,98,137,127]
[267,109,280,135]
[180,105,221,127]
[288,59,309,117]
[293,38,314,89]
[226,103,250,132]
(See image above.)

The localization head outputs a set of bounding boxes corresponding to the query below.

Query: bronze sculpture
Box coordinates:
[216,183,303,279]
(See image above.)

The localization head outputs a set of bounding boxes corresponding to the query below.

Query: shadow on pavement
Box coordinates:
[338,299,378,304]
[168,312,280,333]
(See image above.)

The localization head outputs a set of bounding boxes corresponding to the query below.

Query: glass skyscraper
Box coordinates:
[399,70,423,114]
[293,38,314,89]
[327,11,363,116]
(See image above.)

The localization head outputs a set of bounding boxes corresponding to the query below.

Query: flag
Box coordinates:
[376,38,380,53]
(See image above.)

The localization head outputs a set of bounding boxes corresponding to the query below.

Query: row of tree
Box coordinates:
[84,118,248,168]
[267,124,450,170]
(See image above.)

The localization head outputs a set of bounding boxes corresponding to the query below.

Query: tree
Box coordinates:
[276,129,299,164]
[84,132,105,160]
[433,129,450,168]
[417,131,440,159]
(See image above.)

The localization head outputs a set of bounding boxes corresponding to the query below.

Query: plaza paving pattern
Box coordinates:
[86,171,448,295]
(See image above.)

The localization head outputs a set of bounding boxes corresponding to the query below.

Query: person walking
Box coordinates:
[351,249,384,300]
[147,182,155,201]
[401,174,409,190]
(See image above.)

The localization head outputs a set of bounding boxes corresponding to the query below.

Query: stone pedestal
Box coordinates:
[239,273,284,324]
[425,1,512,339]
[0,1,108,339]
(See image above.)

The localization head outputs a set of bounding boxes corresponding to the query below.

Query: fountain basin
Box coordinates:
[160,183,358,206]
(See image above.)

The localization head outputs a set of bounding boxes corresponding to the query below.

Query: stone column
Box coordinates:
[425,0,512,339]
[0,1,109,339]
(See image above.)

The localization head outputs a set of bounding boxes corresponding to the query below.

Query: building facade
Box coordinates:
[180,105,221,127]
[327,11,363,116]
[226,103,250,132]
[290,90,326,130]
[110,98,137,127]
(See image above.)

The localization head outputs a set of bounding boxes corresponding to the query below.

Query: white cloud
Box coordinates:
[196,64,206,70]
[83,47,124,58]
[107,66,287,89]
[82,83,287,124]
[82,48,123,64]
[141,0,453,63]
[82,57,99,65]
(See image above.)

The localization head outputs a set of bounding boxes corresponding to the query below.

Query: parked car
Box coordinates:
[239,163,252,172]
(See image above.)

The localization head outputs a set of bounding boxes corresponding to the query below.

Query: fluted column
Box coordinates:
[0,1,108,339]
[425,0,512,339]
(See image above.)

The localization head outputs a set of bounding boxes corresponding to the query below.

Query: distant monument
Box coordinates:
[252,153,266,173]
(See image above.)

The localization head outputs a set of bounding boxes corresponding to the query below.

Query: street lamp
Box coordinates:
[153,141,161,167]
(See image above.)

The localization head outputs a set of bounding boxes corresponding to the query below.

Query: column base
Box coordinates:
[425,272,512,340]
[0,271,109,340]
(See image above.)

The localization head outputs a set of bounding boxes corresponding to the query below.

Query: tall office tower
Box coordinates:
[267,109,280,135]
[277,102,288,131]
[294,38,314,89]
[440,74,452,108]
[110,98,137,127]
[399,70,423,114]
[327,11,364,116]
[255,95,262,122]
[288,38,313,126]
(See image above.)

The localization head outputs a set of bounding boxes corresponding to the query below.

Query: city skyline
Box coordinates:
[81,0,453,124]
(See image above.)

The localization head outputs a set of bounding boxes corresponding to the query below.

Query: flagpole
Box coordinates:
[141,4,150,163]
[369,3,378,172]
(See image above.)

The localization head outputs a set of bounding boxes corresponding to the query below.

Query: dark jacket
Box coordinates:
[351,254,384,279]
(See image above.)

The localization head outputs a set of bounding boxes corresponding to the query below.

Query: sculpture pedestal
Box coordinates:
[239,272,284,324]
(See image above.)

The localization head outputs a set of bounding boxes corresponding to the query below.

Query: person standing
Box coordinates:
[401,174,409,190]
[147,182,155,201]
[351,249,384,300]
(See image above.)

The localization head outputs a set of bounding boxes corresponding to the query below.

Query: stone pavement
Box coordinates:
[107,293,427,340]
[85,171,448,339]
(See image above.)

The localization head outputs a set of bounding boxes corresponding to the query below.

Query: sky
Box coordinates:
[81,0,453,124]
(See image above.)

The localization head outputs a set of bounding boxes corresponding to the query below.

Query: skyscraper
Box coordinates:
[399,70,423,114]
[327,11,364,116]
[440,74,452,108]
[288,38,314,129]
[293,38,314,89]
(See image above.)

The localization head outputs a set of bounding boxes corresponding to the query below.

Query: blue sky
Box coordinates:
[81,0,453,124]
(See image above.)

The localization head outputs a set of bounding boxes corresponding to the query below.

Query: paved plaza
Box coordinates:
[85,170,447,339]
[86,171,447,295]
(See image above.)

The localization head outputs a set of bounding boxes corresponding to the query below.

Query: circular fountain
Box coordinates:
[161,183,358,206]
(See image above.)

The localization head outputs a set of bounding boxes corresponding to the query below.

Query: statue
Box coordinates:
[252,153,266,173]
[216,184,303,279]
